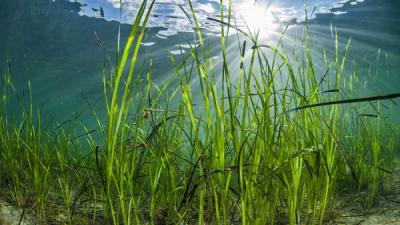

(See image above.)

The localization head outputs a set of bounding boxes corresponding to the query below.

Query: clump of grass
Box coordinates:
[0,0,399,224]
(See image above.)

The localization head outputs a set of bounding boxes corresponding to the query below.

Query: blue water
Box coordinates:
[0,0,399,130]
[70,0,366,35]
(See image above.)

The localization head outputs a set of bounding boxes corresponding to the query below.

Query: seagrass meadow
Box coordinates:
[0,0,400,224]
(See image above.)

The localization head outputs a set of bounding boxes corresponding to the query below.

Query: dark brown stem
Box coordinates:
[289,93,400,112]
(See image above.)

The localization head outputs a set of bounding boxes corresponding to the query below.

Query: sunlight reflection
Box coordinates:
[235,2,280,38]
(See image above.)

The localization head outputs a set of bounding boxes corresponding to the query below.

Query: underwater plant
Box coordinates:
[0,0,399,225]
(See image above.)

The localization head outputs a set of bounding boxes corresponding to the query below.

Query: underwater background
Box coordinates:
[0,0,399,126]
[1,1,400,224]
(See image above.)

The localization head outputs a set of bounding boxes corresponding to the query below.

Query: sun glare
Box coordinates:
[235,2,279,36]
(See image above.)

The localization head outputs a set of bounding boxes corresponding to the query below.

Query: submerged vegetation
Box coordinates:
[0,0,399,224]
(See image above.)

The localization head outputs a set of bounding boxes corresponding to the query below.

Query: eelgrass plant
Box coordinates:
[0,0,399,224]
